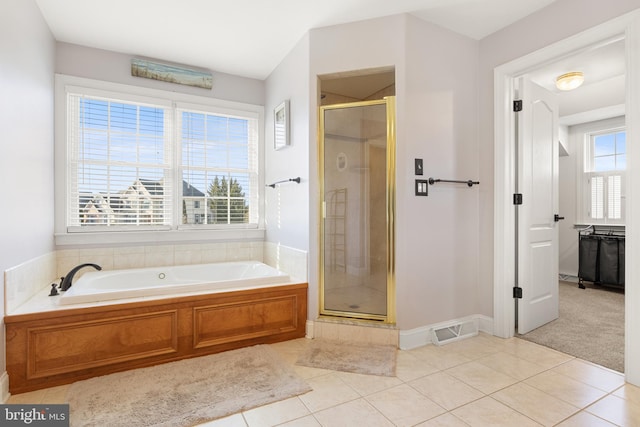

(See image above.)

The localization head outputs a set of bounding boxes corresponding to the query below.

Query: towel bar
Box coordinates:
[428,177,479,187]
[266,177,301,188]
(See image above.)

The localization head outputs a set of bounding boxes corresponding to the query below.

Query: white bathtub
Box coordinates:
[58,261,291,305]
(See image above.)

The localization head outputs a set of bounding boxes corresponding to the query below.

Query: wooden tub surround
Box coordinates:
[5,283,307,393]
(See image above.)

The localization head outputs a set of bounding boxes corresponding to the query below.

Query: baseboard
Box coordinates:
[1,371,9,403]
[399,314,494,350]
[305,315,494,349]
[305,320,314,339]
[399,324,431,349]
[477,315,494,335]
[559,274,579,283]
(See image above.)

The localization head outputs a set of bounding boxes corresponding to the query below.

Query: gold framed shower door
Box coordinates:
[318,97,396,323]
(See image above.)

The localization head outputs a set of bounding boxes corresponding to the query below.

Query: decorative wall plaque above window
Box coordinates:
[132,58,213,89]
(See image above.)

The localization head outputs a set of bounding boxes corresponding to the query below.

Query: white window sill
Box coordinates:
[55,228,266,247]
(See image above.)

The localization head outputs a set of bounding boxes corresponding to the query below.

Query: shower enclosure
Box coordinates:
[319,97,396,323]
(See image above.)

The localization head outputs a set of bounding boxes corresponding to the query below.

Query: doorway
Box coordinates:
[319,97,396,322]
[513,76,560,336]
[513,41,624,335]
[512,41,627,372]
[493,13,640,384]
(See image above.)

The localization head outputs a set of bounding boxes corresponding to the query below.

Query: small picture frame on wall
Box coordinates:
[274,100,290,150]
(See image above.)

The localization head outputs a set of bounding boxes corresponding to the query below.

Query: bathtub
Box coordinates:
[6,260,307,393]
[58,261,291,305]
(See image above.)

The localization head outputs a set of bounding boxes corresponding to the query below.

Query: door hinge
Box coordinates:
[513,193,523,205]
[513,287,523,299]
[513,100,523,112]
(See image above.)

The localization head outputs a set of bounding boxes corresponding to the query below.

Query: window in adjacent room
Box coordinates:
[584,127,625,224]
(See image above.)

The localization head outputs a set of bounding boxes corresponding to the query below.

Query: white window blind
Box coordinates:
[61,78,262,236]
[608,174,622,220]
[590,175,604,220]
[67,93,172,229]
[178,104,259,226]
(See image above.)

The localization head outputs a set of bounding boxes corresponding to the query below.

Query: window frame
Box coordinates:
[588,128,626,173]
[574,116,626,225]
[175,101,260,229]
[55,74,265,246]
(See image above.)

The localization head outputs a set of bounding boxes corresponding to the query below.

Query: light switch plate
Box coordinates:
[415,179,428,196]
[415,158,423,175]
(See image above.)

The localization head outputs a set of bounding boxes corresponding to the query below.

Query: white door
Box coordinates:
[516,77,560,334]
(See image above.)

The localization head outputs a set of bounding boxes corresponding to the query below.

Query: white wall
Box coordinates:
[397,16,481,329]
[56,43,264,106]
[302,15,482,330]
[307,15,405,324]
[478,0,640,325]
[264,35,310,252]
[559,125,578,277]
[263,34,312,309]
[0,0,56,393]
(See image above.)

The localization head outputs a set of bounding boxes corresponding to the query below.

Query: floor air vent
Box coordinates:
[431,319,478,345]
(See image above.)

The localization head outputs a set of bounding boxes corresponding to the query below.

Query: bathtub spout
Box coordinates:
[60,263,102,291]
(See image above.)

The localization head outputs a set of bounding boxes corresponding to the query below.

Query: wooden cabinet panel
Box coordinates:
[193,295,299,348]
[27,311,178,379]
[5,283,307,393]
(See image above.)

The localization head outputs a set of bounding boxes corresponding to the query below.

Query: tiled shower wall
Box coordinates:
[4,241,307,314]
[55,241,265,279]
[263,241,308,281]
[3,252,57,315]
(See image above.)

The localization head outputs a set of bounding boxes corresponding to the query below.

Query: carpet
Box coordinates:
[66,345,311,427]
[296,339,397,377]
[520,281,624,372]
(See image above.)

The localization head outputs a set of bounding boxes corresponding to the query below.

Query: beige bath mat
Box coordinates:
[296,339,397,376]
[66,345,311,427]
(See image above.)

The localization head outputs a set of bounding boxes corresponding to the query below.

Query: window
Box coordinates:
[584,128,625,224]
[58,76,261,240]
[68,96,172,228]
[180,108,258,225]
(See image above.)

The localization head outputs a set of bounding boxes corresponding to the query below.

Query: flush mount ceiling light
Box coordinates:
[555,71,584,91]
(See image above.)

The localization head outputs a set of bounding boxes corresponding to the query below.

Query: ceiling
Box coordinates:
[528,37,626,124]
[35,0,624,124]
[35,0,558,80]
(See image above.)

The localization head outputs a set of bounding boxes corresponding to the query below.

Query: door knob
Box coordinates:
[554,214,565,222]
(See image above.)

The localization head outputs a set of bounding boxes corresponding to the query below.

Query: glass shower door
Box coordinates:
[319,97,395,322]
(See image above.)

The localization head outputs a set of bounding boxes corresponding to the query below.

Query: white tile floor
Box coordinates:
[8,333,640,426]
